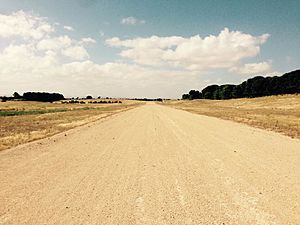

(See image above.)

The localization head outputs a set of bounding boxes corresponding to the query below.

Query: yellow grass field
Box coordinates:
[161,94,300,139]
[1,95,299,151]
[0,100,142,151]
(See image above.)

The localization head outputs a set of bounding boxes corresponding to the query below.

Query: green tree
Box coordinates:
[13,92,21,99]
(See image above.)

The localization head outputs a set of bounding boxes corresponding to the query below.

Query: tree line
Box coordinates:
[131,98,163,102]
[1,92,65,102]
[182,70,300,100]
[62,100,122,104]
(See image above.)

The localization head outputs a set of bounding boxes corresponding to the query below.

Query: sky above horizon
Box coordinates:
[0,0,299,98]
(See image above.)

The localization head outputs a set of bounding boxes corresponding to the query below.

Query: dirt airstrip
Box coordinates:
[0,103,299,224]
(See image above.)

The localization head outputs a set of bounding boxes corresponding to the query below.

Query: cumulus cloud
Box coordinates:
[80,37,96,44]
[230,62,272,75]
[36,36,90,60]
[106,28,270,74]
[121,17,145,25]
[0,10,54,39]
[63,25,74,31]
[0,11,90,61]
[36,35,72,51]
[62,46,89,60]
[0,43,193,97]
[0,43,59,81]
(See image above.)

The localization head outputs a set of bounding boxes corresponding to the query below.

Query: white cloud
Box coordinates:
[107,36,184,48]
[63,25,74,31]
[36,35,90,60]
[80,37,96,44]
[230,62,272,75]
[106,28,271,74]
[121,17,145,25]
[0,42,194,97]
[62,46,89,60]
[37,35,72,51]
[267,71,282,77]
[0,10,54,40]
[0,43,59,81]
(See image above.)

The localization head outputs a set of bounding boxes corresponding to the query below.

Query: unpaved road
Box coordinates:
[1,103,299,225]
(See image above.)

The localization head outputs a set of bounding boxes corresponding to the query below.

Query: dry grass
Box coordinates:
[162,94,300,139]
[0,100,143,151]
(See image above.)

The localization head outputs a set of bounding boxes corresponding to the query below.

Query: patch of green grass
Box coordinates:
[0,106,110,117]
[0,108,69,117]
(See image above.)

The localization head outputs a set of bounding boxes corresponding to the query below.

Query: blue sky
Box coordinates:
[0,0,299,98]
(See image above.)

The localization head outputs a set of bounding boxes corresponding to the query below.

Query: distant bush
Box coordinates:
[0,97,8,102]
[131,98,163,102]
[188,90,202,100]
[63,100,122,104]
[13,92,21,99]
[23,92,65,102]
[182,70,300,100]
